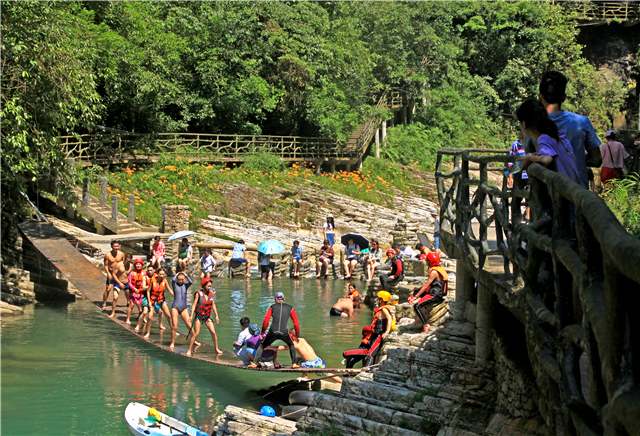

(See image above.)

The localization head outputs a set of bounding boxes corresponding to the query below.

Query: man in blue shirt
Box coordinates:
[538,71,602,189]
[228,239,251,278]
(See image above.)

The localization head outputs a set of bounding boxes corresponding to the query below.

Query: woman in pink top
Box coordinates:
[150,236,165,271]
[601,130,629,185]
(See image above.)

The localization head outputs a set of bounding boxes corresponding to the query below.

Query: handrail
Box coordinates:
[59,91,405,165]
[435,147,640,436]
[554,1,640,21]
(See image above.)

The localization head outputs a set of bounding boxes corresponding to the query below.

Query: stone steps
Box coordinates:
[295,321,501,435]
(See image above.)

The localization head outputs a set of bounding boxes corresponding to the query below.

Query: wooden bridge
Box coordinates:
[59,91,409,171]
[555,1,640,24]
[435,148,640,436]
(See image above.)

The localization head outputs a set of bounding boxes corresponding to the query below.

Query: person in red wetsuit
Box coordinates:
[186,278,222,356]
[248,292,299,368]
[408,252,448,334]
[379,249,404,291]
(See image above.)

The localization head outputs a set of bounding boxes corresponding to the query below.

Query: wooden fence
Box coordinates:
[436,147,640,436]
[556,1,640,21]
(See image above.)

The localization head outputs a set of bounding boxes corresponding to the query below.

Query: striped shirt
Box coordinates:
[509,140,528,179]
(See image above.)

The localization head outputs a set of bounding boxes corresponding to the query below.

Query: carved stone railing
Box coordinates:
[555,1,640,22]
[435,147,640,436]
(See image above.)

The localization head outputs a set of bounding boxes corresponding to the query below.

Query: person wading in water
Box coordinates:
[249,292,300,369]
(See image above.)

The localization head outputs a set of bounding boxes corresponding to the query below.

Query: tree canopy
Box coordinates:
[1,1,629,223]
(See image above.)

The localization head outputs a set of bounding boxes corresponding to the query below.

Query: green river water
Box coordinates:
[2,277,372,435]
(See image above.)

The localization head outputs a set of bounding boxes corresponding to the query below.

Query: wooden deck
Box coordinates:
[18,221,367,375]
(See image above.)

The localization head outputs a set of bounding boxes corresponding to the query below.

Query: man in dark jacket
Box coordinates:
[379,249,404,291]
[249,292,300,368]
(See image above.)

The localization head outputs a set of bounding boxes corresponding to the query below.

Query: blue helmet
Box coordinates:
[260,406,276,417]
[249,323,260,336]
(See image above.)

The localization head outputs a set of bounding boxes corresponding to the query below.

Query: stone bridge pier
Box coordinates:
[436,147,640,436]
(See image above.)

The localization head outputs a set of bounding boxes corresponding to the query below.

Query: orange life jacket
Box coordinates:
[427,266,448,297]
[150,278,167,303]
[130,270,145,293]
[363,305,395,344]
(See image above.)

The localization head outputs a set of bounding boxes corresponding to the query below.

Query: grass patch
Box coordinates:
[602,174,640,239]
[77,154,418,228]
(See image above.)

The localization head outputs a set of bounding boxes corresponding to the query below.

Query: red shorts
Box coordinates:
[601,167,622,185]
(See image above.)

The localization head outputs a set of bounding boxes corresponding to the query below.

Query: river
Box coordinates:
[2,277,372,435]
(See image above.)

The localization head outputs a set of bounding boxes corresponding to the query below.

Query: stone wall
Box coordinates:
[163,205,190,234]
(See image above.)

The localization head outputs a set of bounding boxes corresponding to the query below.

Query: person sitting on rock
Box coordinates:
[149,236,165,271]
[343,239,361,279]
[379,249,404,292]
[330,295,361,317]
[176,238,193,273]
[415,243,430,261]
[342,291,393,368]
[290,240,304,278]
[315,239,334,278]
[364,240,383,284]
[408,252,448,334]
[228,239,251,278]
[194,247,216,279]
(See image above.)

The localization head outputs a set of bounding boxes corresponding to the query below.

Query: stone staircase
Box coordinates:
[295,321,549,436]
[72,187,157,235]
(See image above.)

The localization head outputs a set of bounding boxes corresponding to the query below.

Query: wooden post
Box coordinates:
[382,120,387,142]
[111,195,119,222]
[100,177,108,205]
[475,282,495,366]
[375,129,380,158]
[329,163,336,174]
[357,157,363,171]
[67,158,76,175]
[401,106,407,125]
[314,160,322,176]
[455,262,475,322]
[128,194,135,222]
[161,204,167,232]
[82,178,91,206]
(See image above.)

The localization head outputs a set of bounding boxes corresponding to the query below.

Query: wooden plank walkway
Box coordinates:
[17,221,367,374]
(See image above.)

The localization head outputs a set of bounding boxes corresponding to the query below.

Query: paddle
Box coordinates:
[155,419,189,436]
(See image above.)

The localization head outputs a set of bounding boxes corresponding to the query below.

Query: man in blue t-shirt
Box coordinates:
[228,239,251,278]
[538,71,602,189]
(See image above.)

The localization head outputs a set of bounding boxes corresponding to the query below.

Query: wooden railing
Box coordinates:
[556,1,640,21]
[60,90,406,166]
[60,132,344,163]
[436,147,640,436]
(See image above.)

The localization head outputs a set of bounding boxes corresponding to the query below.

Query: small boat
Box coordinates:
[124,402,209,436]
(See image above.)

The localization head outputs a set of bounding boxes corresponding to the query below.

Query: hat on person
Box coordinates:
[201,277,212,286]
[133,258,144,266]
[275,292,285,300]
[249,323,260,336]
[430,208,437,216]
[606,129,616,137]
[327,213,333,218]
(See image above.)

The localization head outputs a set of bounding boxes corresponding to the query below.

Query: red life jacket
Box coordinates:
[363,305,394,344]
[150,278,166,303]
[196,290,214,318]
[130,271,145,292]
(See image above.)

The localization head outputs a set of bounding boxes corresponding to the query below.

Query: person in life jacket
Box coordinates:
[379,249,404,292]
[127,258,146,328]
[342,291,394,368]
[407,252,448,334]
[249,292,300,369]
[144,268,174,339]
[187,278,223,356]
[347,283,362,308]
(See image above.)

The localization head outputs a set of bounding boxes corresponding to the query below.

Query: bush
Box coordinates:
[602,174,640,239]
[242,151,286,173]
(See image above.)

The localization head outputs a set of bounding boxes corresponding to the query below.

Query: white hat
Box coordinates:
[327,214,333,218]
[430,209,437,215]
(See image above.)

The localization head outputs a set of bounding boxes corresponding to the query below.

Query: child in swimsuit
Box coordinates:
[186,278,223,356]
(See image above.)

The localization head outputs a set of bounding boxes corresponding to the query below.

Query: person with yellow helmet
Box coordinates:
[342,291,394,368]
[407,252,448,334]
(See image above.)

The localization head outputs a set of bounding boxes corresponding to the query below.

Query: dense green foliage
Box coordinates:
[603,175,640,239]
[2,1,631,230]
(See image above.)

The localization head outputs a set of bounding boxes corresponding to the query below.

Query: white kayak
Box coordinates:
[124,402,209,436]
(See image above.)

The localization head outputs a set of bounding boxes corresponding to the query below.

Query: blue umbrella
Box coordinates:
[257,240,286,255]
[167,230,196,242]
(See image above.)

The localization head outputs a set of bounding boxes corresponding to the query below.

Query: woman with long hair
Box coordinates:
[515,99,580,185]
[323,214,336,246]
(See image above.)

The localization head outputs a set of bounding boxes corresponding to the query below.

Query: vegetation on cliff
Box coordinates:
[2,1,632,235]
